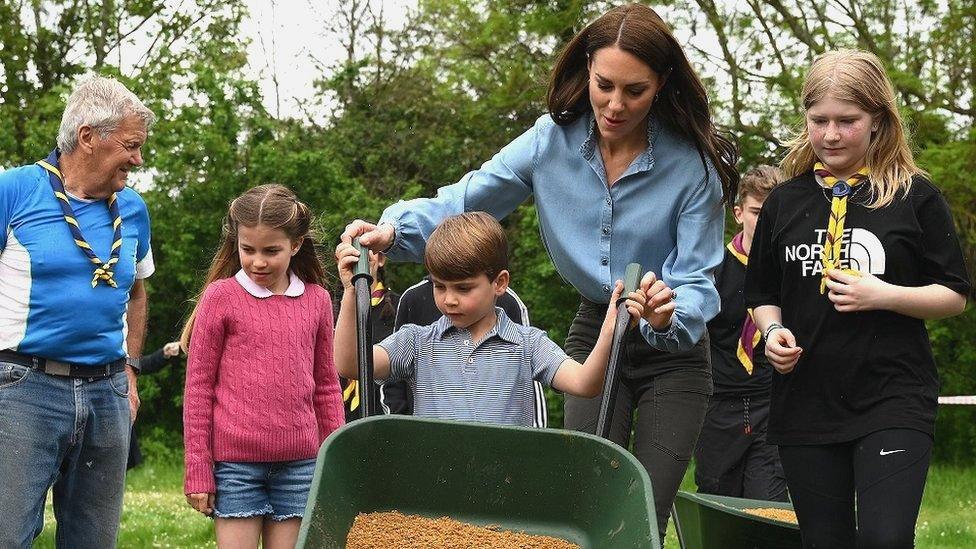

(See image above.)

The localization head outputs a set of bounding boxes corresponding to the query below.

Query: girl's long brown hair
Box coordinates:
[180,184,327,350]
[547,3,739,205]
[781,49,924,208]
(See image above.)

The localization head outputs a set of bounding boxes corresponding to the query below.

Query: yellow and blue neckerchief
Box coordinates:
[814,162,870,294]
[36,149,123,288]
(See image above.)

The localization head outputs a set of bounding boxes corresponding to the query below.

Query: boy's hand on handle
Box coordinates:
[765,327,802,374]
[334,242,362,290]
[341,219,394,251]
[640,272,676,331]
[601,281,647,331]
[186,492,215,516]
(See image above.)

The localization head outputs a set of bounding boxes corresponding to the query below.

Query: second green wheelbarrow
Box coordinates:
[673,491,801,548]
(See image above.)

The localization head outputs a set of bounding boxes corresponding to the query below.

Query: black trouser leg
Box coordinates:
[779,442,857,548]
[853,429,932,549]
[780,428,932,549]
[563,299,710,546]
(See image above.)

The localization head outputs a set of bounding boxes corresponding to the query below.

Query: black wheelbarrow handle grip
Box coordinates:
[352,237,376,418]
[597,262,643,441]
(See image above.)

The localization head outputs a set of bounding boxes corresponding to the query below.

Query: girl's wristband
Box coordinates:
[764,323,785,340]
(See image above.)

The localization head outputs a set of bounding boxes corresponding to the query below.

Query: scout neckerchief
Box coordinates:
[814,162,870,294]
[37,149,122,288]
[343,281,388,412]
[371,281,386,306]
[728,231,760,375]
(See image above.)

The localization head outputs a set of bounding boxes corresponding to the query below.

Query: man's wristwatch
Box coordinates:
[126,356,142,374]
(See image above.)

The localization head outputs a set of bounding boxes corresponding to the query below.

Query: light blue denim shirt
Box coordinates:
[380,113,724,352]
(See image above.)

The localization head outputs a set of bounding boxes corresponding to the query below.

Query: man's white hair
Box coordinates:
[57,75,156,153]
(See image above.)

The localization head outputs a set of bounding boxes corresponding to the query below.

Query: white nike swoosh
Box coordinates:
[879,449,906,456]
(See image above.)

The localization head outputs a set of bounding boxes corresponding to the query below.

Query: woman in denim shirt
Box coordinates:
[341,4,738,542]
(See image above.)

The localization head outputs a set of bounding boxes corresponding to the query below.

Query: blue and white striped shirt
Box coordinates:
[377,308,568,427]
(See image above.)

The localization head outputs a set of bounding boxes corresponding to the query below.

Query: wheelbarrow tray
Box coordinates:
[296,415,658,548]
[673,491,801,549]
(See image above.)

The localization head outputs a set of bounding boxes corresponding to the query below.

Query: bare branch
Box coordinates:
[761,0,825,54]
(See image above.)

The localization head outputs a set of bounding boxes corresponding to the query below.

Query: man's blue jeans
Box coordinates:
[0,360,130,548]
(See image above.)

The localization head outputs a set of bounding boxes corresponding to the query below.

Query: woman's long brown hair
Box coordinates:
[547,3,739,205]
[180,184,327,350]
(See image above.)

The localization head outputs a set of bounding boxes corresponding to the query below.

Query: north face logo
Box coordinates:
[784,228,887,277]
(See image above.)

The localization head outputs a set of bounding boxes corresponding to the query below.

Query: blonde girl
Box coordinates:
[181,185,344,549]
[745,50,970,548]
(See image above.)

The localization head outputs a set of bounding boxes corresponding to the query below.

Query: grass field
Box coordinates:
[35,459,975,548]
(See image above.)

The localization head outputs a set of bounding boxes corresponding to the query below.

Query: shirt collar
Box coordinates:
[234,269,305,298]
[579,112,658,172]
[432,307,521,344]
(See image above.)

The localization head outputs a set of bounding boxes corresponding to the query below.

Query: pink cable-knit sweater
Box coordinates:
[183,275,344,495]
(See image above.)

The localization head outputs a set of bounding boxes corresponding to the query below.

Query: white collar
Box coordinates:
[234,269,305,298]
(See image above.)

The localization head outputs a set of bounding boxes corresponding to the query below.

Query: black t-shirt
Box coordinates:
[708,248,773,397]
[744,173,971,445]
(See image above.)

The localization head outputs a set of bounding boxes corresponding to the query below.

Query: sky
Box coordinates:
[240,0,414,121]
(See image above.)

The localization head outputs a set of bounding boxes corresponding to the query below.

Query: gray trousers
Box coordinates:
[563,299,711,546]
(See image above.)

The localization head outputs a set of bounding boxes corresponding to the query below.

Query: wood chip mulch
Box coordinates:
[742,507,798,524]
[346,511,582,549]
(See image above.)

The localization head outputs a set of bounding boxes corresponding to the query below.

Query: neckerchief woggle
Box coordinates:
[728,232,760,374]
[36,149,123,288]
[814,162,870,294]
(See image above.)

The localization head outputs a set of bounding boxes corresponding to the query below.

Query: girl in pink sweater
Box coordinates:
[180,184,344,548]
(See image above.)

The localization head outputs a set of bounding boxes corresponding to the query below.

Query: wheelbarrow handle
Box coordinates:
[622,263,643,297]
[352,238,376,419]
[351,239,372,284]
[596,262,643,440]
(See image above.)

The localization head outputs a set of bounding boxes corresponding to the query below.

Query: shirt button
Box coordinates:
[601,258,608,266]
[603,284,611,293]
[602,226,610,235]
[468,357,474,364]
[606,197,611,205]
[464,340,470,346]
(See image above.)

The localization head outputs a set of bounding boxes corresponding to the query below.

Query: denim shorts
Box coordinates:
[213,458,316,521]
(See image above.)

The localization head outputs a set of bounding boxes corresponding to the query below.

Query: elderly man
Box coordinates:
[0,76,155,547]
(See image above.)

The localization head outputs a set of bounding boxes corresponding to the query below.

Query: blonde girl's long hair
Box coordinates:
[781,49,925,209]
[180,184,327,350]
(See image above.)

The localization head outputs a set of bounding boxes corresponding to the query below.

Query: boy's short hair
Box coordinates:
[425,212,508,281]
[736,165,784,205]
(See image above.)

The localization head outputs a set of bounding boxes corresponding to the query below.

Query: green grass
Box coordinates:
[35,461,214,548]
[35,459,974,547]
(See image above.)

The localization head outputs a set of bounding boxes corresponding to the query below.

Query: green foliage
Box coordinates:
[2,0,974,457]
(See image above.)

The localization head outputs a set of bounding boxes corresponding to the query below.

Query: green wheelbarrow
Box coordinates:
[295,415,658,548]
[673,491,801,548]
[296,246,655,547]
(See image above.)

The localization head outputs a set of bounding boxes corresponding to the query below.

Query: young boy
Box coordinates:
[694,166,788,501]
[334,212,647,427]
